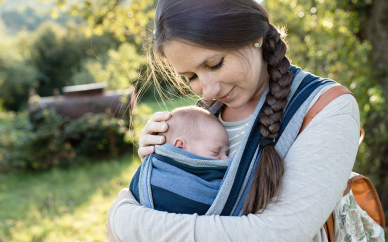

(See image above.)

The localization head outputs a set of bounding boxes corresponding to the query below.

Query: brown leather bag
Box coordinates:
[300,85,385,241]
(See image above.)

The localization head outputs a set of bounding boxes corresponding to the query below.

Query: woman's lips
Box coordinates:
[218,87,235,102]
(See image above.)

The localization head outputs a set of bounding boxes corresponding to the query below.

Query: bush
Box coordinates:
[0,109,135,173]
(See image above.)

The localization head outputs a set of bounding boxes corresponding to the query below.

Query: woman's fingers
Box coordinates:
[138,146,155,160]
[141,120,169,137]
[139,134,165,147]
[138,112,171,160]
[143,121,169,135]
[140,112,171,136]
[151,111,172,122]
[138,135,165,160]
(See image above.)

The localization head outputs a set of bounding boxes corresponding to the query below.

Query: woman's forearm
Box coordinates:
[111,199,197,242]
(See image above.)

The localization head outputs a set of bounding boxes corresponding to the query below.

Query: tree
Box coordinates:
[338,0,388,218]
[0,28,39,111]
[45,0,156,44]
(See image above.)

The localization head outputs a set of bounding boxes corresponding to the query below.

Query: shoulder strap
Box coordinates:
[300,85,354,242]
[299,85,354,133]
[324,214,335,242]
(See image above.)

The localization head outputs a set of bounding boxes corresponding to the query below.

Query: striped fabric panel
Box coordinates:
[221,119,251,158]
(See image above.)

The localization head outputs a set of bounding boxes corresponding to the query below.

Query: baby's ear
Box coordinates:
[173,138,187,149]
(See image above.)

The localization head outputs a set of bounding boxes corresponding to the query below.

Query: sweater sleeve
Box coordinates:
[111,94,360,242]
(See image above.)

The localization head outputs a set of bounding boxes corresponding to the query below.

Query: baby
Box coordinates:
[161,106,229,160]
[129,106,230,215]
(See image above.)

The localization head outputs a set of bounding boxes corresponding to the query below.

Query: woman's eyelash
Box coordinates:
[187,57,224,83]
[188,74,197,82]
[210,57,224,70]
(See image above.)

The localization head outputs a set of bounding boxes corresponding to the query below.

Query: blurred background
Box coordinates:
[0,0,387,241]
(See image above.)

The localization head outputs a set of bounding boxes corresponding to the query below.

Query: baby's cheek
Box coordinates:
[194,149,213,159]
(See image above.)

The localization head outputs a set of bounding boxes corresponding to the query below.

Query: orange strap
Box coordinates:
[359,128,365,146]
[299,85,354,134]
[343,175,386,228]
[324,214,335,242]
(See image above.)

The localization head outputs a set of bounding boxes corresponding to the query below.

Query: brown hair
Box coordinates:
[150,0,292,214]
[163,106,222,144]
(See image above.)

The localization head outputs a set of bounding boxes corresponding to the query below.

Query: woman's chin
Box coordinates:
[223,100,245,109]
[222,96,256,110]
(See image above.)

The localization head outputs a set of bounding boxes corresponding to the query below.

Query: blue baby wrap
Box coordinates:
[130,66,336,216]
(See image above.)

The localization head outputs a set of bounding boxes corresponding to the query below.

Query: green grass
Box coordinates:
[0,155,141,242]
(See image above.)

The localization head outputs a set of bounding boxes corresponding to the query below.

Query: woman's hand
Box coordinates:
[106,188,136,242]
[138,111,171,160]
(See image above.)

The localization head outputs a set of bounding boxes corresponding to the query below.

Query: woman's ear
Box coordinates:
[173,137,187,149]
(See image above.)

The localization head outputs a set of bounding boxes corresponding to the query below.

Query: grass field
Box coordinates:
[0,155,141,242]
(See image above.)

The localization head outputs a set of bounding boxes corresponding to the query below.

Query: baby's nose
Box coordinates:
[220,152,228,160]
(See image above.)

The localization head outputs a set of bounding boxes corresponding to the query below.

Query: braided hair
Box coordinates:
[152,0,292,214]
[243,24,292,214]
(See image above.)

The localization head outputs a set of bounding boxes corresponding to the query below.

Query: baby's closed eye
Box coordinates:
[210,150,220,156]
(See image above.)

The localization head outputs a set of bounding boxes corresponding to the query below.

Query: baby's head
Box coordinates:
[163,106,229,160]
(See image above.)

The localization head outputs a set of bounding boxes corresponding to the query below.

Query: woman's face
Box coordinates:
[163,39,269,109]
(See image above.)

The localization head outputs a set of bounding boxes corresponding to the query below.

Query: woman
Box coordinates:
[106,0,360,241]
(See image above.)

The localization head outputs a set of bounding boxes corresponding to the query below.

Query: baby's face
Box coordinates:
[185,121,229,160]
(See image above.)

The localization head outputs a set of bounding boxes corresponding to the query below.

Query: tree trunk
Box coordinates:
[358,0,388,99]
[358,0,388,220]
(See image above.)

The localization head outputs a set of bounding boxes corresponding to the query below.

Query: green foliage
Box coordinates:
[46,0,156,43]
[0,109,131,173]
[265,0,379,125]
[335,0,371,36]
[265,0,378,134]
[73,42,146,91]
[0,30,39,111]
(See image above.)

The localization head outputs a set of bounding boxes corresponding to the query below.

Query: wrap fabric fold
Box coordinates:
[130,66,338,216]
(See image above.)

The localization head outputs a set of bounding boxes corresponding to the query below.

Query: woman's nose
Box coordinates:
[200,74,221,101]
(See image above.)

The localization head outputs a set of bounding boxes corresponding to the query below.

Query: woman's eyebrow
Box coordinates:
[177,54,220,75]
